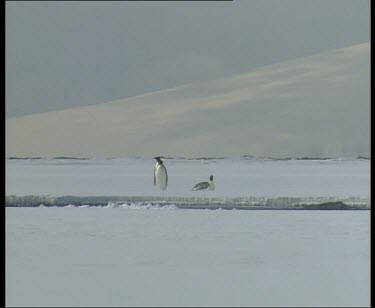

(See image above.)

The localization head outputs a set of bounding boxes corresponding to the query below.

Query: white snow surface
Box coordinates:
[5,158,370,306]
[6,207,370,307]
[5,157,370,198]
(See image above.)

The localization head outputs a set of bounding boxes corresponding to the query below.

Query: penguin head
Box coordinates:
[209,175,214,181]
[154,157,163,163]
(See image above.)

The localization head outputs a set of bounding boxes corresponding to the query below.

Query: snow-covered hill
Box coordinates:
[6,42,370,158]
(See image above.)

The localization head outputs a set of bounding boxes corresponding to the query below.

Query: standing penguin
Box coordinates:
[192,175,215,191]
[154,157,168,190]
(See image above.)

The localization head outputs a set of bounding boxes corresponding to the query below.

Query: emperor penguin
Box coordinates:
[192,175,214,191]
[154,157,168,190]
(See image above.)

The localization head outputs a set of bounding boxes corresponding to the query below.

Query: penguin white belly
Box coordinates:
[155,165,168,190]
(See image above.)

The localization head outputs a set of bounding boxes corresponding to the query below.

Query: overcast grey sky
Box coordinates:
[6,0,370,118]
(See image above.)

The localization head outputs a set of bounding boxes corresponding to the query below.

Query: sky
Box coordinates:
[6,0,370,118]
